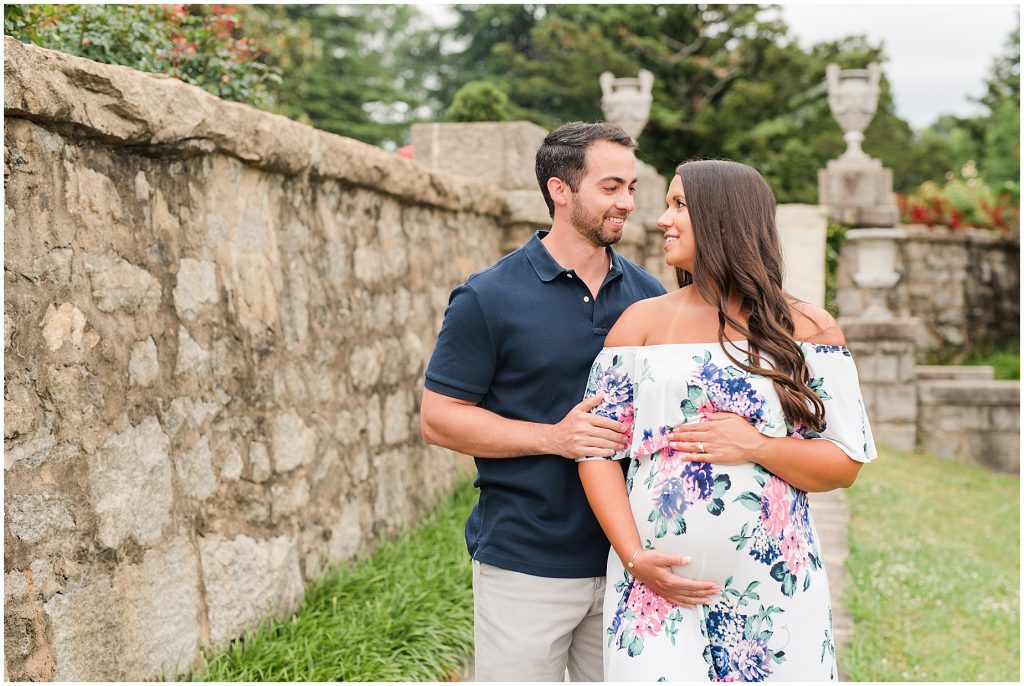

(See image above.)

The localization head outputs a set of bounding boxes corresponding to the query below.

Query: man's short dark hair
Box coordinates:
[535,121,636,218]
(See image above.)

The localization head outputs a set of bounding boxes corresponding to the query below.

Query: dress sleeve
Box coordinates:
[576,347,636,462]
[799,345,877,463]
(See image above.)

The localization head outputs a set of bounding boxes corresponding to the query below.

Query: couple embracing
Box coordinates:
[421,122,876,683]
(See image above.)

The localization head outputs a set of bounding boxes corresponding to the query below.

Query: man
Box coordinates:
[420,122,668,681]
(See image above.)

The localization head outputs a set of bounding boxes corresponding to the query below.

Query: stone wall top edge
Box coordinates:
[918,379,1021,406]
[3,36,504,217]
[899,224,1019,247]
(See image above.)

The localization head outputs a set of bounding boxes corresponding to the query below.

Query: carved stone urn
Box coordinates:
[599,70,654,140]
[846,227,906,320]
[826,63,881,161]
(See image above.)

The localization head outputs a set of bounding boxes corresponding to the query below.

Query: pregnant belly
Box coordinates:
[628,458,787,585]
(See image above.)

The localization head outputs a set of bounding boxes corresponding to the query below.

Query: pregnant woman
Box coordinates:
[579,160,876,682]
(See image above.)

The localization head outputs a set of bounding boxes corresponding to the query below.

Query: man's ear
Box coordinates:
[547,177,571,209]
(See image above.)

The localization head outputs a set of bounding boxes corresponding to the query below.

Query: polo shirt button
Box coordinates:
[567,273,573,278]
[583,296,591,303]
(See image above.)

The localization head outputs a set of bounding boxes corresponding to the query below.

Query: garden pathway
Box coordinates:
[453,490,855,682]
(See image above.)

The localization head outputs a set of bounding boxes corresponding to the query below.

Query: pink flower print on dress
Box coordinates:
[626,581,674,638]
[761,476,790,538]
[781,529,809,577]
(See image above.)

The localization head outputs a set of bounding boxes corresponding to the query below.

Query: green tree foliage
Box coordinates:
[438,4,959,202]
[276,4,444,148]
[3,4,289,108]
[446,81,512,122]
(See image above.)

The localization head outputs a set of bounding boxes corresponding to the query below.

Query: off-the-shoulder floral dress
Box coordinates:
[579,342,876,682]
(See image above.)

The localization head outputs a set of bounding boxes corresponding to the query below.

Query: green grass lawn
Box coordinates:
[843,446,1020,681]
[189,476,477,681]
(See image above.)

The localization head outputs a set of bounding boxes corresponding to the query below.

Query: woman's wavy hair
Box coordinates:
[674,160,825,431]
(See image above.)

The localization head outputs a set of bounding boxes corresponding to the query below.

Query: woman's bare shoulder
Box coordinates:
[789,299,846,346]
[605,294,673,347]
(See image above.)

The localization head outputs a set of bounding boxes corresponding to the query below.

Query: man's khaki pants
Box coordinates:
[473,560,605,682]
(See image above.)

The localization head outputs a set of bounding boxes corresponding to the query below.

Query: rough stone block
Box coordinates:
[919,403,989,432]
[269,478,310,522]
[4,431,80,471]
[327,503,363,563]
[866,384,917,423]
[990,406,1020,432]
[248,441,271,483]
[270,410,316,474]
[4,381,42,439]
[198,534,304,645]
[382,390,411,445]
[969,432,1020,473]
[868,422,917,453]
[7,493,76,544]
[176,436,217,501]
[29,558,59,601]
[5,570,29,603]
[919,429,962,461]
[83,253,161,315]
[128,337,159,387]
[173,258,219,322]
[40,303,87,352]
[43,574,122,680]
[90,416,172,549]
[174,325,210,378]
[113,537,200,678]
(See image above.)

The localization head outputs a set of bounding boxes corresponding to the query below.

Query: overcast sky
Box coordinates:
[421,2,1020,130]
[776,3,1020,128]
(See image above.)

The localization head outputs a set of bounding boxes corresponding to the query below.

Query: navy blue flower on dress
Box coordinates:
[730,638,773,681]
[682,461,714,500]
[656,476,688,517]
[595,366,633,419]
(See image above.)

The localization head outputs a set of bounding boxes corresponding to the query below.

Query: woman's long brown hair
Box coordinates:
[675,160,825,431]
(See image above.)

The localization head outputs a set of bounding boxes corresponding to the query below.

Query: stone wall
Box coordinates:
[836,225,1020,360]
[916,367,1020,474]
[3,38,506,681]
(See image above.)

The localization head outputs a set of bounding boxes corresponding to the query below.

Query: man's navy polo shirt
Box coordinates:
[424,231,666,578]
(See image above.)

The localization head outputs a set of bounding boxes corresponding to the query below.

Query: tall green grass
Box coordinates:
[843,447,1020,681]
[190,477,478,681]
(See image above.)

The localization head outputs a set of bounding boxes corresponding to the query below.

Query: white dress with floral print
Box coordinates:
[580,342,876,682]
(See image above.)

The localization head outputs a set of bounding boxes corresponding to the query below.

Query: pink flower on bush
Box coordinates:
[761,476,789,537]
[626,581,673,638]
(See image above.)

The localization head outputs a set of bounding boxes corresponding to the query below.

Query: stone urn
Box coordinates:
[826,63,881,161]
[846,227,906,320]
[599,70,654,140]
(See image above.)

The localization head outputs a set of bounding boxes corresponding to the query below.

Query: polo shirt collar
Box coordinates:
[525,230,624,282]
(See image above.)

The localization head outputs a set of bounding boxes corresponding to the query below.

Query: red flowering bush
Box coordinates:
[4,4,281,108]
[898,164,1019,233]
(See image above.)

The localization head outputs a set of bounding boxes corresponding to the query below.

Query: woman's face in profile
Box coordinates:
[657,174,696,271]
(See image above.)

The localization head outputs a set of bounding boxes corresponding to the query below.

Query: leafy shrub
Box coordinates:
[446,80,512,122]
[4,4,282,108]
[897,162,1019,233]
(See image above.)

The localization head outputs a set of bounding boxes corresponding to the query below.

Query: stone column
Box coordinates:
[841,319,918,452]
[818,64,899,226]
[776,204,827,307]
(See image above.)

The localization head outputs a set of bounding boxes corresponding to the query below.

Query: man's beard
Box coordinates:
[570,198,625,247]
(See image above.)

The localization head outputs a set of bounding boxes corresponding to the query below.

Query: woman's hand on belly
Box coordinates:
[669,411,768,466]
[631,549,720,609]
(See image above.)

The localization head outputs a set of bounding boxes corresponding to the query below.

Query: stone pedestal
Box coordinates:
[840,318,918,452]
[776,204,827,307]
[818,158,899,226]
